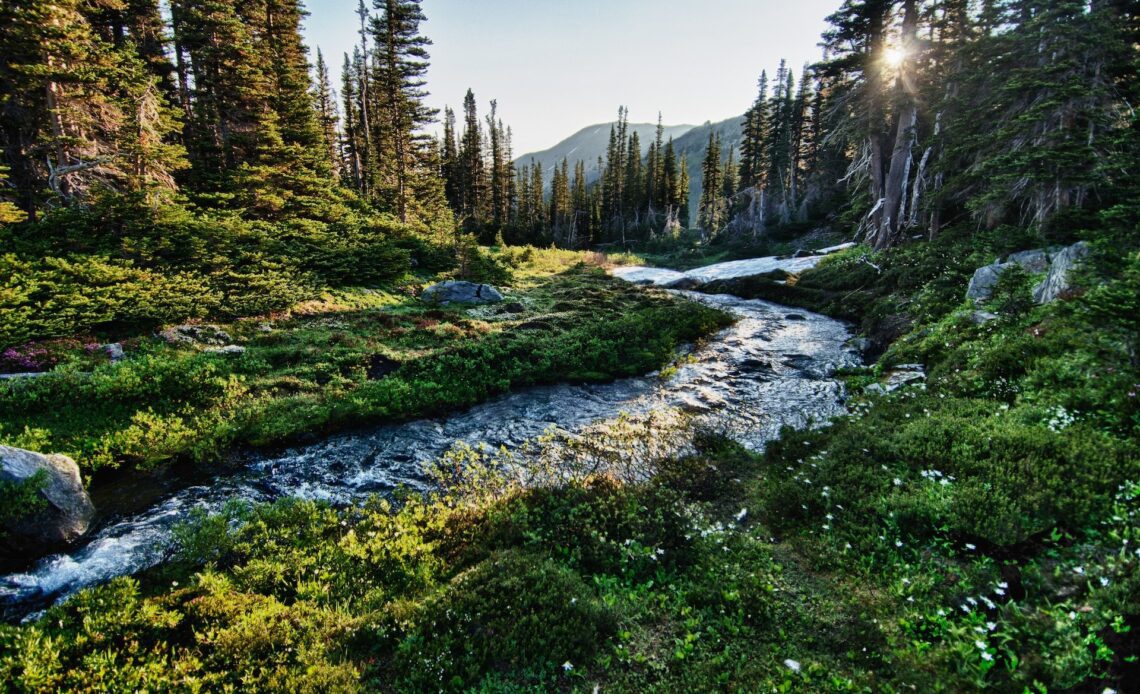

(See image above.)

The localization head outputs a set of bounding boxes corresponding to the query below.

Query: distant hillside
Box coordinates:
[515,122,696,185]
[515,116,745,227]
[670,116,746,227]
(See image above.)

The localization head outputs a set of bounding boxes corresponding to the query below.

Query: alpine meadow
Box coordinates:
[0,0,1138,691]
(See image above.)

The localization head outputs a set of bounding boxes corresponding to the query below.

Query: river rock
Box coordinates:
[0,445,94,553]
[422,281,504,305]
[1032,241,1090,304]
[161,324,233,347]
[846,337,873,354]
[663,277,704,290]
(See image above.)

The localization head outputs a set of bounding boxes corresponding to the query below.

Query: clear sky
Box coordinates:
[302,0,838,155]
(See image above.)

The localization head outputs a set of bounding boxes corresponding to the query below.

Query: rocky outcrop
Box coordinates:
[1006,249,1049,274]
[1,445,94,554]
[422,281,504,305]
[866,363,926,395]
[160,324,233,347]
[1032,241,1090,304]
[204,345,246,356]
[966,242,1090,304]
[966,263,1006,302]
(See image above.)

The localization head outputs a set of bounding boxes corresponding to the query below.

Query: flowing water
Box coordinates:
[0,270,859,619]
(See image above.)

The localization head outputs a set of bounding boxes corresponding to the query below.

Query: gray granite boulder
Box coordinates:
[422,281,504,305]
[966,262,1007,302]
[1006,249,1050,274]
[967,242,1090,304]
[1,445,94,553]
[1033,241,1090,304]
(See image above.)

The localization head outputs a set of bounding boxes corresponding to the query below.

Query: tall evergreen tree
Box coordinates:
[313,49,342,178]
[370,0,439,223]
[457,89,486,222]
[698,132,724,235]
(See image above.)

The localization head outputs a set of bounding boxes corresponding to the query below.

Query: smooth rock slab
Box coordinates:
[422,281,504,305]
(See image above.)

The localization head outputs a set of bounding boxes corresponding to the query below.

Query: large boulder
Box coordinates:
[421,281,504,306]
[1006,249,1050,274]
[1033,241,1090,304]
[1,445,94,554]
[966,242,1090,304]
[966,262,1007,302]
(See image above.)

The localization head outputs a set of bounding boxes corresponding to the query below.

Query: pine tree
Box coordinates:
[486,100,511,230]
[550,158,572,244]
[0,0,186,213]
[340,52,364,190]
[677,154,691,228]
[457,89,486,223]
[441,106,460,212]
[370,0,438,223]
[529,160,545,238]
[313,49,342,178]
[740,71,770,189]
[698,132,724,235]
[571,159,589,247]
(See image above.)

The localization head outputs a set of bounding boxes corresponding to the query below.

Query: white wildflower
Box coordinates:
[783,658,801,673]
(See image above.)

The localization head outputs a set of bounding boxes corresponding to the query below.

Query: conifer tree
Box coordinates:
[370,0,439,223]
[313,49,342,178]
[340,52,364,190]
[457,89,486,223]
[529,161,545,238]
[441,106,460,211]
[1,0,186,213]
[740,71,770,189]
[698,132,724,235]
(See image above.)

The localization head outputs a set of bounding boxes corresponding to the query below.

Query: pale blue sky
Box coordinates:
[302,0,837,155]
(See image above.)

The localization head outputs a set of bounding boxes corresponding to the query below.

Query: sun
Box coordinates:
[883,46,908,69]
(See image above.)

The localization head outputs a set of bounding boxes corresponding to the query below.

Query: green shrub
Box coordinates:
[387,549,616,691]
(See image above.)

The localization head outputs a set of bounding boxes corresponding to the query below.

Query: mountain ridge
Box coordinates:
[515,122,697,184]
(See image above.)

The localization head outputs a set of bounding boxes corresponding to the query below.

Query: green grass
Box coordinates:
[0,250,732,478]
[0,238,1136,692]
